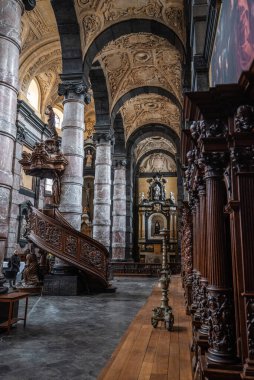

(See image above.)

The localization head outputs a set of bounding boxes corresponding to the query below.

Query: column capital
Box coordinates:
[234,105,254,133]
[190,118,228,143]
[93,130,114,144]
[58,79,91,104]
[231,146,254,173]
[22,0,36,11]
[204,151,229,178]
[113,159,127,169]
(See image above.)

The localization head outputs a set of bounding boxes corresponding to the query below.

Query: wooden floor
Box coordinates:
[98,275,192,380]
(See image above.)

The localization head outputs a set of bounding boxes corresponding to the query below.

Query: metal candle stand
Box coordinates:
[151,228,174,331]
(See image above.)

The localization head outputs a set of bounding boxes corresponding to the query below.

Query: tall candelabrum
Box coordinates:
[151,228,174,331]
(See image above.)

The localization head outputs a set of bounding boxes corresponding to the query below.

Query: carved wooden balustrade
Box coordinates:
[25,204,109,288]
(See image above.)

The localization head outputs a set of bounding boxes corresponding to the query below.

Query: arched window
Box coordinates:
[27,79,40,111]
[53,108,63,130]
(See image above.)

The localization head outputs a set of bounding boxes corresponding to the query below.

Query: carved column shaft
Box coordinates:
[199,188,207,278]
[240,175,254,374]
[204,154,236,364]
[112,161,126,260]
[93,135,112,250]
[205,170,229,288]
[182,203,193,313]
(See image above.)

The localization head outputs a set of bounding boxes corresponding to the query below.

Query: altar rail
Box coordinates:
[111,261,181,277]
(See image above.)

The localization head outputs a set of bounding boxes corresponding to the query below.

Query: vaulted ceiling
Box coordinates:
[19,0,185,161]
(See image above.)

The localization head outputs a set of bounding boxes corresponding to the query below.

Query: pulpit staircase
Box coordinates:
[25,203,109,289]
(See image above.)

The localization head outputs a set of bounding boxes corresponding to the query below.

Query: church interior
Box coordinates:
[0,0,254,379]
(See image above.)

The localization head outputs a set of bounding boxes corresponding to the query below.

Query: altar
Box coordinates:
[138,174,178,263]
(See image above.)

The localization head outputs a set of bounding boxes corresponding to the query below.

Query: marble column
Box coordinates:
[93,132,113,250]
[112,160,127,260]
[58,80,90,230]
[0,0,35,282]
[54,80,90,273]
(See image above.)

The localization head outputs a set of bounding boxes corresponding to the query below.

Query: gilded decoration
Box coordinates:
[75,0,185,56]
[96,33,182,109]
[120,94,181,141]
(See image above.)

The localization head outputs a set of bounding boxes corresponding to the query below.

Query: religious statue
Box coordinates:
[45,105,58,140]
[154,221,160,235]
[153,184,161,200]
[139,192,145,204]
[22,251,40,286]
[85,149,93,167]
[169,191,176,205]
[52,173,61,205]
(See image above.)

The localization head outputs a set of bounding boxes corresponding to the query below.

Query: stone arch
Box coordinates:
[111,86,182,123]
[126,123,180,155]
[83,19,185,82]
[51,0,83,75]
[148,213,167,240]
[90,61,111,128]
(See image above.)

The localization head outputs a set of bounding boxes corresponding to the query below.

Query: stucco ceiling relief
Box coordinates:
[75,0,185,56]
[96,33,182,108]
[120,94,181,141]
[135,137,176,162]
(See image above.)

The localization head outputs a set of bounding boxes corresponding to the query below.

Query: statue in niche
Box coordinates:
[139,192,145,204]
[154,221,160,235]
[84,182,91,208]
[85,149,93,167]
[52,173,61,205]
[169,191,176,205]
[45,105,58,140]
[153,184,161,200]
